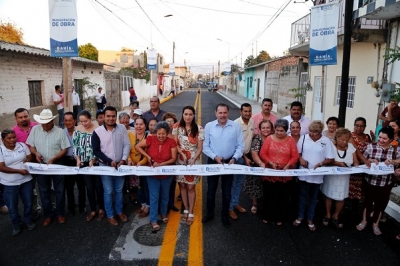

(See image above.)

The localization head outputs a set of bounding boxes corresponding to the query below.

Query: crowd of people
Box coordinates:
[1,93,400,241]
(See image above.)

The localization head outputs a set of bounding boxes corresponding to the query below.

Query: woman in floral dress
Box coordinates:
[73,110,105,222]
[172,106,204,226]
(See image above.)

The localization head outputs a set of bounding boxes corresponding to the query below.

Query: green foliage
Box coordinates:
[255,50,271,63]
[385,46,400,101]
[244,55,255,68]
[119,66,150,83]
[384,47,400,64]
[78,43,98,61]
[0,20,24,44]
[121,47,135,52]
[288,87,305,98]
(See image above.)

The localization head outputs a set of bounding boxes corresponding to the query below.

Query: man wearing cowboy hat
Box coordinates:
[26,109,70,227]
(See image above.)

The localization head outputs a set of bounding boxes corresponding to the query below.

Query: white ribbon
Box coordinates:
[24,162,394,177]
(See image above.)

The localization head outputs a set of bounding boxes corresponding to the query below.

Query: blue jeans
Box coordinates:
[101,175,124,218]
[206,157,233,218]
[297,180,320,221]
[229,157,245,211]
[57,108,64,128]
[147,176,172,223]
[83,174,104,212]
[0,186,5,207]
[3,180,33,226]
[37,174,65,218]
[138,176,150,207]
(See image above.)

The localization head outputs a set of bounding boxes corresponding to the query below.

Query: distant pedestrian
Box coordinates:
[53,85,64,128]
[95,87,105,110]
[129,86,137,103]
[71,86,81,126]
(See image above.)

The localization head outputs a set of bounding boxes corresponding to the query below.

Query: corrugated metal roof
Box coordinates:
[0,41,104,65]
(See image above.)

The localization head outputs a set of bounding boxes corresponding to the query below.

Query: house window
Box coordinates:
[28,81,42,107]
[335,77,356,108]
[250,77,253,88]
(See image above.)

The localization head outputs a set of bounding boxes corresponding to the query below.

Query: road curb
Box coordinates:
[216,91,241,108]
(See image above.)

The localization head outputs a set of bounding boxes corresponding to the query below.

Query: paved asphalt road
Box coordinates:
[1,87,400,266]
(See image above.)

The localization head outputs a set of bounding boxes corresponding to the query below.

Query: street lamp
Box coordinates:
[217,38,230,61]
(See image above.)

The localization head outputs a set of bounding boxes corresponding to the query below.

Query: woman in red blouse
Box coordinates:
[135,121,177,231]
[259,119,299,225]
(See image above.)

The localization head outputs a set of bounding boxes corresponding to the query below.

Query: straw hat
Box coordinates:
[33,109,58,124]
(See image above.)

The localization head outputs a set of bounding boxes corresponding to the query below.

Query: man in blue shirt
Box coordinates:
[202,103,244,228]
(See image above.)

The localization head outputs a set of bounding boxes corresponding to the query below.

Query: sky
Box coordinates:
[0,0,313,72]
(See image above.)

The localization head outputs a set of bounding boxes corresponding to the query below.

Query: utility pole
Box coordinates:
[338,0,354,126]
[171,41,175,91]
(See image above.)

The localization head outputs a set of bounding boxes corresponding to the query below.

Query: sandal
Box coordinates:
[322,217,330,226]
[162,216,169,224]
[251,205,257,214]
[308,222,316,232]
[181,210,189,222]
[332,218,343,229]
[186,214,194,226]
[151,222,160,231]
[373,226,382,236]
[133,206,144,215]
[356,222,367,231]
[86,211,96,222]
[262,219,268,224]
[293,218,302,227]
[97,210,105,221]
[138,206,149,218]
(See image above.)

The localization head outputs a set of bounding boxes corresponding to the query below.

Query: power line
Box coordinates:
[88,0,148,49]
[234,0,292,60]
[93,0,152,46]
[164,1,273,17]
[134,0,172,46]
[238,0,297,14]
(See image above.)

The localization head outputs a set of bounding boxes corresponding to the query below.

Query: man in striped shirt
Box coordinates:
[26,109,70,227]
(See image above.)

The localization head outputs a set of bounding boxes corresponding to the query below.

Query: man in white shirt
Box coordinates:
[53,85,64,128]
[95,87,105,110]
[283,101,311,136]
[229,103,254,220]
[71,86,81,125]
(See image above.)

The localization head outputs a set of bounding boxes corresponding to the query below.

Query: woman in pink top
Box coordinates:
[259,119,299,225]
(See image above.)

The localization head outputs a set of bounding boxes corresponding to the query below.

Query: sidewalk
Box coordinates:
[217,90,262,114]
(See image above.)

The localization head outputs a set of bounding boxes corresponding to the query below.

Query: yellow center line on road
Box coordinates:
[188,89,203,265]
[158,90,201,266]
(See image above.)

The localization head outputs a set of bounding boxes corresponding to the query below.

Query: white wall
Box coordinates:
[305,42,384,134]
[121,78,157,108]
[0,51,104,115]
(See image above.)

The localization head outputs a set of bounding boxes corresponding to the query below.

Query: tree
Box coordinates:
[78,43,98,61]
[244,55,255,68]
[255,50,271,64]
[121,47,135,52]
[0,20,24,44]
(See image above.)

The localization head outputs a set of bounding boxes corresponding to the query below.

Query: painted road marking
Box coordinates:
[188,88,204,265]
[109,91,204,265]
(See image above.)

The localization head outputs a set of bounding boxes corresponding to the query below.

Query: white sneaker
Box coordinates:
[0,205,9,214]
